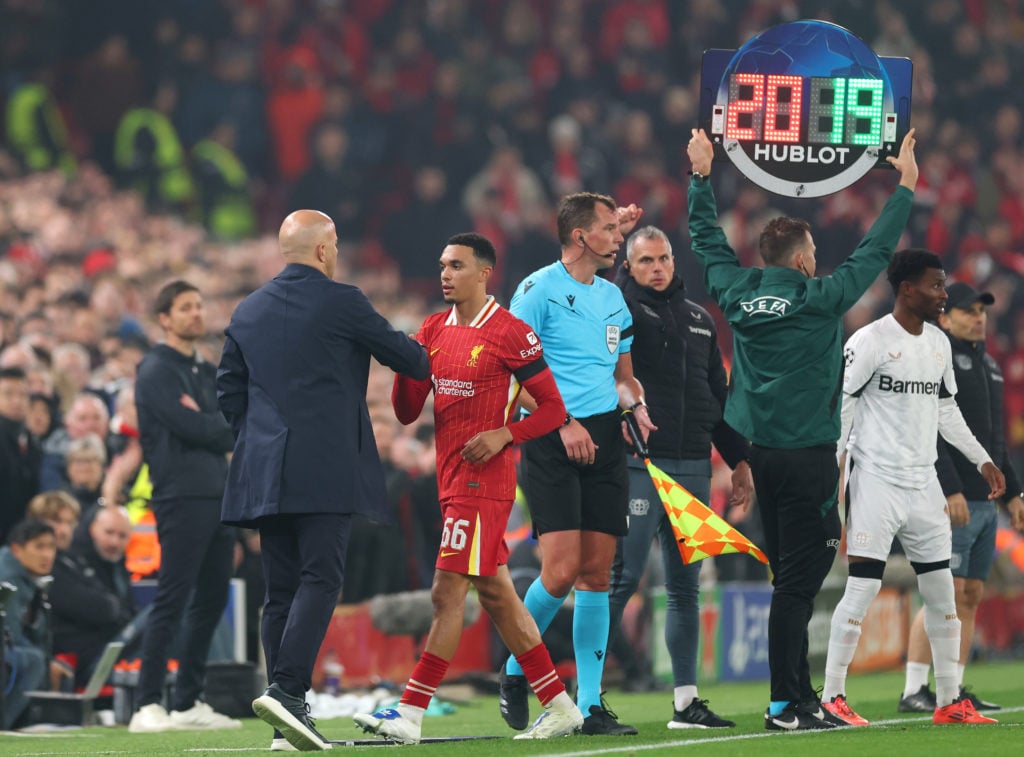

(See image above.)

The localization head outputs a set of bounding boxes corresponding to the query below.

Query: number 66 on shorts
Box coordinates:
[435,496,514,577]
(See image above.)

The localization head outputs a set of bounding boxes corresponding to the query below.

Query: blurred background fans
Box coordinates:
[1,1,1023,610]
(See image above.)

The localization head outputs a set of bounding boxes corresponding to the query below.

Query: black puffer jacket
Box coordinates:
[617,271,748,465]
[50,508,137,687]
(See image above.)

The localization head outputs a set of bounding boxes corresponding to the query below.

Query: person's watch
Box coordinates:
[689,170,708,183]
[562,412,574,427]
[627,401,647,413]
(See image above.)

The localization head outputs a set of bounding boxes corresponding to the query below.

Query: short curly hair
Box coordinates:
[446,232,496,267]
[886,248,943,295]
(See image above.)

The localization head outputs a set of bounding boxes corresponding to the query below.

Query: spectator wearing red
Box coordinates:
[265,49,324,180]
[310,0,372,84]
[392,25,436,107]
[599,0,669,62]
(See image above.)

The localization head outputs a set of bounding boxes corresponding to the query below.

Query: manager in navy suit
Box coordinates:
[217,209,429,751]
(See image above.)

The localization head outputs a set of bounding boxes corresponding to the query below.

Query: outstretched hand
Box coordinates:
[886,127,918,191]
[687,128,714,177]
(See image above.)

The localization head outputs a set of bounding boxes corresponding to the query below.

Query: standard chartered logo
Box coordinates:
[436,378,475,397]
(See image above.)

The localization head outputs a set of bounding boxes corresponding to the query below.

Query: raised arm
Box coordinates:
[886,128,919,191]
[685,129,742,303]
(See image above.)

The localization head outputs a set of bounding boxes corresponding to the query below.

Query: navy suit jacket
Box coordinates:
[217,264,429,526]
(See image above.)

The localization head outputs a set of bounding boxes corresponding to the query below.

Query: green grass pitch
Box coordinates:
[4,659,1023,756]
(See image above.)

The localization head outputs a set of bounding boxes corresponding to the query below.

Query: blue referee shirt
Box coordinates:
[511,262,633,418]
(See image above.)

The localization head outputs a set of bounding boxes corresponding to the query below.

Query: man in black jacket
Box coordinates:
[0,367,41,545]
[608,226,754,729]
[50,505,137,688]
[899,282,1024,713]
[130,280,240,734]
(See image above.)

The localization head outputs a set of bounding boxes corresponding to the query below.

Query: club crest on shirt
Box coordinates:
[740,295,790,317]
[606,325,620,353]
[629,497,650,516]
[933,351,944,366]
[467,344,484,367]
[955,354,973,371]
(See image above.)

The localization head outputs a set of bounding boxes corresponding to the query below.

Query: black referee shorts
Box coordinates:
[519,408,629,536]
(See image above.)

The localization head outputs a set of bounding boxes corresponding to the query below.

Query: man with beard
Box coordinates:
[130,281,240,734]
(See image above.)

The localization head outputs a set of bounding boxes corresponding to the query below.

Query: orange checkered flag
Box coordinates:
[647,460,768,565]
[623,409,767,566]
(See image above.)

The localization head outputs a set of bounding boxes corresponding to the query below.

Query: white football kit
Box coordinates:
[838,314,991,562]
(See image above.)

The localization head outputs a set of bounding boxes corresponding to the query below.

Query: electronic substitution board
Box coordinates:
[698,20,912,197]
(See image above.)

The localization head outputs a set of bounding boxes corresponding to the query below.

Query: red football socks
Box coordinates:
[400,651,449,710]
[516,644,565,706]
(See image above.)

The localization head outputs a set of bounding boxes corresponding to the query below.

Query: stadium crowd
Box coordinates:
[1,0,1024,728]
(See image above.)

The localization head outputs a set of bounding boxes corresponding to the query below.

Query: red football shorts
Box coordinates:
[434,496,512,577]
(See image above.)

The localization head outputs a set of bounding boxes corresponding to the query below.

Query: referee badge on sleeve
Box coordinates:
[606,325,620,353]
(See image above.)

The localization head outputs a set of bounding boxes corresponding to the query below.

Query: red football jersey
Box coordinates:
[410,298,547,501]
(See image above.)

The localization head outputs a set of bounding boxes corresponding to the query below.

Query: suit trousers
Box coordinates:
[258,513,353,697]
[749,444,841,704]
[137,498,235,710]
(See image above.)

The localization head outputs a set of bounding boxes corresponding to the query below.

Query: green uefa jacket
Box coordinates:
[687,178,913,449]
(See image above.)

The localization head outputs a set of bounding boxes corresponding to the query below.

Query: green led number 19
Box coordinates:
[808,77,883,146]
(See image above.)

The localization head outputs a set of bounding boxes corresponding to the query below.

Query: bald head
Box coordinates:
[279,210,339,279]
[90,506,132,563]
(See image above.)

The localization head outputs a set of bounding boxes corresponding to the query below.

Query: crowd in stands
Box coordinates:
[1,0,1024,723]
